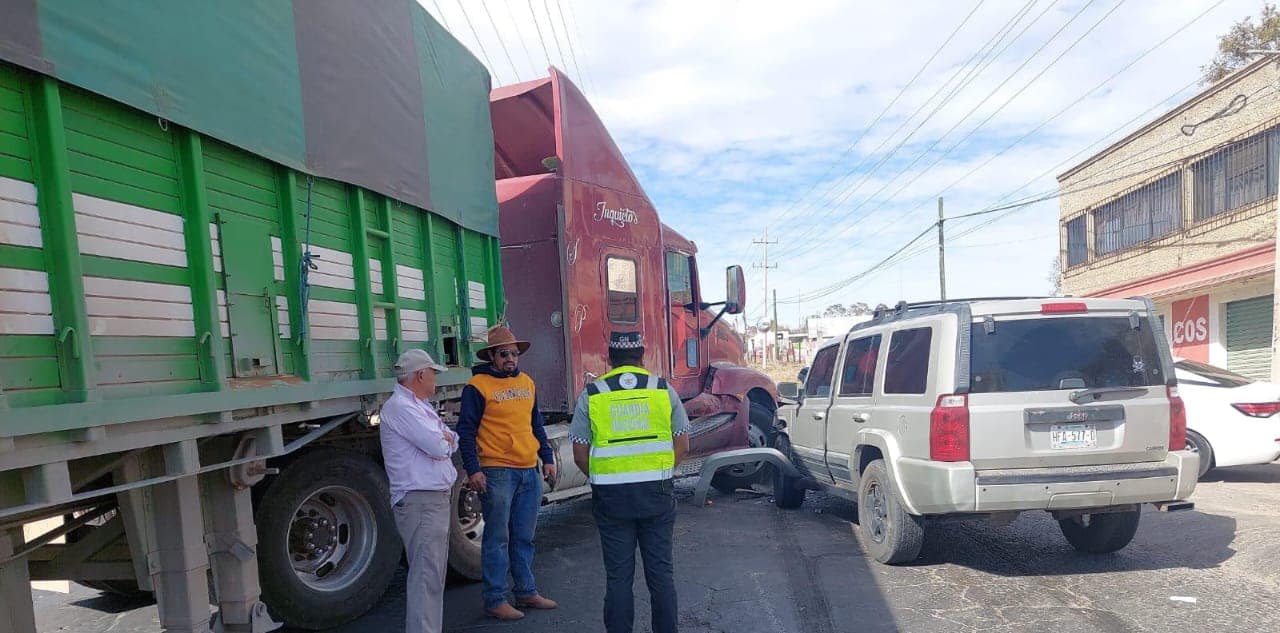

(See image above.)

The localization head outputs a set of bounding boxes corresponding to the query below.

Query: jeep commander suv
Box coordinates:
[774,297,1198,564]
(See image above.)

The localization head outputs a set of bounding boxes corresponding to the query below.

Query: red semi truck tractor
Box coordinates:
[490,68,779,489]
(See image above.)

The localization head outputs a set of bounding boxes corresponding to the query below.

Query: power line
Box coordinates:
[481,0,522,83]
[747,0,1041,272]
[748,0,989,249]
[765,0,1053,256]
[783,83,1280,307]
[554,0,589,93]
[779,0,1115,261]
[783,0,1223,266]
[542,0,572,74]
[457,0,501,84]
[527,0,553,68]
[501,0,541,78]
[430,0,452,30]
[562,0,600,94]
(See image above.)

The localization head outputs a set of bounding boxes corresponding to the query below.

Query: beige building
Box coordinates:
[1059,58,1280,380]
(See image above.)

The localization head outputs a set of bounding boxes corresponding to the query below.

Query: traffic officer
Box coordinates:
[570,331,690,633]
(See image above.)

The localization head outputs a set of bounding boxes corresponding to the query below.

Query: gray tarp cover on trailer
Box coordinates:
[0,0,499,236]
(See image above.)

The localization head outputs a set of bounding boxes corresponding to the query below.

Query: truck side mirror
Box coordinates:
[778,381,800,400]
[725,265,745,315]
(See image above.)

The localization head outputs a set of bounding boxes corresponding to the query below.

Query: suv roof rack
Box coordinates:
[853,296,1063,336]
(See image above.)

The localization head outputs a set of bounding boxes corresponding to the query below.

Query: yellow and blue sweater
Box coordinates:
[457,364,555,475]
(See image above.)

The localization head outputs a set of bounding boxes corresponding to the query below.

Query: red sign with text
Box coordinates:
[1170,295,1210,362]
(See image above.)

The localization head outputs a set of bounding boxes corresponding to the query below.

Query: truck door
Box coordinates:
[216,213,281,377]
[791,343,840,482]
[826,333,881,485]
[664,251,700,396]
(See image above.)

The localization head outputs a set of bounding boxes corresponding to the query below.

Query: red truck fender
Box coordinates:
[706,361,780,433]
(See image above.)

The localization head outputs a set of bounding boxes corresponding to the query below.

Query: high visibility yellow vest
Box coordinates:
[586,365,674,485]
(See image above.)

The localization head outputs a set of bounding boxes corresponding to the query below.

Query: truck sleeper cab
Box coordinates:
[774,297,1198,564]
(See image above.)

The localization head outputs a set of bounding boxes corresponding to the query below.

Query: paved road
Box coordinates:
[33,464,1280,632]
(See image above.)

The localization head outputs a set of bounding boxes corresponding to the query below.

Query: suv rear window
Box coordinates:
[969,316,1164,393]
[839,335,880,397]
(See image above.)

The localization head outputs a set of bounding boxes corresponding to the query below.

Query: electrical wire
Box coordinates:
[481,0,523,83]
[528,0,554,68]
[555,0,589,93]
[457,0,501,84]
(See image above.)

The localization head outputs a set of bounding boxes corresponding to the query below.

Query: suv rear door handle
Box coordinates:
[852,413,869,423]
[812,412,825,420]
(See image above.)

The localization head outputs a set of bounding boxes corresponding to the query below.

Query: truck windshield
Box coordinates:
[969,316,1164,393]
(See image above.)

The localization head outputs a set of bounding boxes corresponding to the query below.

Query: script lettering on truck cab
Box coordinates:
[594,201,639,228]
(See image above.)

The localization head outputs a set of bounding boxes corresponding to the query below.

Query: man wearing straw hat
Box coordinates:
[457,325,558,620]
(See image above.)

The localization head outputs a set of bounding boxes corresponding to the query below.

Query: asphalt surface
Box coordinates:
[32,463,1280,633]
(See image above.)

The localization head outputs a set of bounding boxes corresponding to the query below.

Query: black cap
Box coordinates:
[608,331,644,350]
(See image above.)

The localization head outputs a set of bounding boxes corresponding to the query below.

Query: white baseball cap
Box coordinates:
[394,349,446,378]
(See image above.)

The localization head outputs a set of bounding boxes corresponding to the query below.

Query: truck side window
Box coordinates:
[665,252,693,306]
[606,256,639,324]
[838,335,881,397]
[884,327,932,395]
[805,346,839,398]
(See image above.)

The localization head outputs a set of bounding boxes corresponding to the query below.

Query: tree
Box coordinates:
[1047,258,1063,297]
[821,302,872,317]
[1202,4,1280,84]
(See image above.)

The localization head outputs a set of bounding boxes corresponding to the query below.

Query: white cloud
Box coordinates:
[424,0,1261,325]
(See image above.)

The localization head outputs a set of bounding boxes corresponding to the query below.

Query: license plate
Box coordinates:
[1050,423,1097,450]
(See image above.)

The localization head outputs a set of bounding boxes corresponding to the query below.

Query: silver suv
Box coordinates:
[774,297,1198,564]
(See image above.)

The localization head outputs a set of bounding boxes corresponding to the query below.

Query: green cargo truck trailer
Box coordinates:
[0,3,506,631]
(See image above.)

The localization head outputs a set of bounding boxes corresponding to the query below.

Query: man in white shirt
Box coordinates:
[380,349,457,633]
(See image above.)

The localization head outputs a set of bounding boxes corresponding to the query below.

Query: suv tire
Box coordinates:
[1057,509,1141,554]
[857,459,924,564]
[772,435,806,509]
[1184,430,1214,480]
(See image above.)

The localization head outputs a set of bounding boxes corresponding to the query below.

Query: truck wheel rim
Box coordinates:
[868,482,888,544]
[726,423,769,478]
[457,487,484,545]
[287,486,377,593]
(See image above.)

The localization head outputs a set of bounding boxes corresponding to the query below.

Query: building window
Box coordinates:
[1093,172,1182,257]
[1193,127,1280,221]
[1065,215,1087,267]
[605,256,639,324]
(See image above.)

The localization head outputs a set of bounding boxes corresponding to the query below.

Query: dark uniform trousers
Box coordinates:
[591,479,679,633]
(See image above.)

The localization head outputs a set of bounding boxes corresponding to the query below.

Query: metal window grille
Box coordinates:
[1092,172,1182,256]
[1193,126,1280,221]
[1065,215,1087,267]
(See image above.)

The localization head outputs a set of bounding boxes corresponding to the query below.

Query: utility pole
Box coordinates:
[937,197,947,302]
[753,226,778,369]
[773,288,779,364]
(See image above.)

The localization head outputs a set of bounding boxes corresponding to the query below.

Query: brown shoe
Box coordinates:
[485,603,525,620]
[516,594,558,610]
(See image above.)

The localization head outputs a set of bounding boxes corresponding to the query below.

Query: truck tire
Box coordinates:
[857,459,924,564]
[710,402,775,493]
[1057,509,1141,554]
[255,448,401,630]
[447,452,484,580]
[772,435,806,509]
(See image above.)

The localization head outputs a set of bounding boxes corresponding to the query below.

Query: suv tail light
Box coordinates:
[1040,302,1088,314]
[1168,386,1186,451]
[1231,402,1280,418]
[930,394,970,462]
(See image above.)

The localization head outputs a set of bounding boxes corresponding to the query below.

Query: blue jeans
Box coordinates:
[479,466,542,609]
[591,479,678,633]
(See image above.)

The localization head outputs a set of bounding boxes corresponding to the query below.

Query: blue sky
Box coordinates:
[424,0,1263,328]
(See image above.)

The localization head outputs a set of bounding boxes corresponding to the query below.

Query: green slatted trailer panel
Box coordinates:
[60,86,205,399]
[429,218,462,365]
[1225,295,1274,381]
[0,68,59,407]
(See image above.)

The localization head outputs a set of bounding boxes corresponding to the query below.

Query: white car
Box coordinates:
[1174,359,1280,479]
